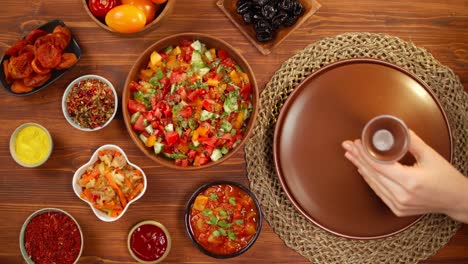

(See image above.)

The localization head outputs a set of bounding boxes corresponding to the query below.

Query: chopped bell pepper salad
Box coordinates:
[127,39,254,167]
[78,149,144,217]
[189,184,259,255]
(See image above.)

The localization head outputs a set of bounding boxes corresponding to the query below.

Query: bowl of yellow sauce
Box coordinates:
[10,123,53,168]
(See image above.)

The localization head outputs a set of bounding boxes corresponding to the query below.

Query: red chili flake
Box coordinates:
[24,211,81,264]
[66,78,115,129]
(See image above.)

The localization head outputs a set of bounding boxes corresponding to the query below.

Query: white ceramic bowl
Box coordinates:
[10,123,53,168]
[72,144,147,222]
[62,74,118,131]
[19,208,83,264]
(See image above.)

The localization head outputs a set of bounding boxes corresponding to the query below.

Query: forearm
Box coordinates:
[445,175,468,223]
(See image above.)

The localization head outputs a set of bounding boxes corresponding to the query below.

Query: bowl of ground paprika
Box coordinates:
[19,208,83,264]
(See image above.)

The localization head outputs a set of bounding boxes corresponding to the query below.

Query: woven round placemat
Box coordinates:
[245,32,468,264]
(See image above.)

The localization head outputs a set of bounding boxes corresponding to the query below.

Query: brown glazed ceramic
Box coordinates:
[362,115,410,163]
[82,0,175,36]
[273,58,452,239]
[123,33,259,170]
[217,0,321,55]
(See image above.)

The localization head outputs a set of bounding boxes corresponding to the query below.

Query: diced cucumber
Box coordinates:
[165,123,174,132]
[192,140,200,147]
[176,126,183,136]
[204,50,213,62]
[198,67,210,77]
[230,129,237,136]
[139,134,148,144]
[156,69,165,80]
[191,40,203,51]
[220,120,232,132]
[200,110,215,121]
[130,112,141,124]
[221,146,229,155]
[235,65,244,72]
[170,83,177,94]
[188,119,197,130]
[210,148,223,161]
[154,142,165,154]
[145,124,154,134]
[223,91,239,113]
[191,51,203,63]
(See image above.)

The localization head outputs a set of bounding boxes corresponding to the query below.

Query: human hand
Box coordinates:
[342,130,468,223]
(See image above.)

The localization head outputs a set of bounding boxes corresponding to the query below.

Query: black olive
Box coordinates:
[237,0,251,8]
[254,19,272,32]
[252,0,269,6]
[279,0,294,11]
[256,31,274,42]
[237,1,252,15]
[261,4,277,20]
[283,14,298,26]
[271,11,288,29]
[291,1,304,16]
[243,12,254,24]
[252,12,264,21]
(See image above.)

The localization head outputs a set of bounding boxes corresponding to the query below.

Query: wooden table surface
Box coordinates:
[0,0,467,263]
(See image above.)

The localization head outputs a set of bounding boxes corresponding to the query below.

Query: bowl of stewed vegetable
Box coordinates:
[122,33,259,169]
[184,181,262,258]
[72,144,147,222]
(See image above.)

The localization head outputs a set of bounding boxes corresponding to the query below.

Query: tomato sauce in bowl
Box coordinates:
[128,220,171,263]
[185,181,262,258]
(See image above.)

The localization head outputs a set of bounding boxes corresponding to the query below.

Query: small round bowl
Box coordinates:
[82,0,175,35]
[62,74,118,131]
[127,220,171,263]
[20,208,83,264]
[72,144,147,222]
[122,32,259,170]
[10,123,53,168]
[184,181,262,258]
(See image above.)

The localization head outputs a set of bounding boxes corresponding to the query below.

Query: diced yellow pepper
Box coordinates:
[145,135,156,147]
[172,46,181,55]
[229,70,242,86]
[206,79,219,87]
[150,51,162,66]
[233,111,244,129]
[209,48,216,60]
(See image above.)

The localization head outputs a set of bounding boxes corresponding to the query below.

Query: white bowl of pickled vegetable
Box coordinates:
[123,33,259,169]
[72,144,147,222]
[63,75,118,131]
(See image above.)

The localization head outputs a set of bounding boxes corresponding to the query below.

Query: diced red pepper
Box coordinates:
[132,115,146,132]
[178,106,193,118]
[160,52,169,60]
[182,46,193,62]
[198,136,218,147]
[218,49,228,60]
[170,71,185,84]
[165,131,180,146]
[175,159,189,167]
[221,57,235,68]
[128,99,147,114]
[194,153,209,166]
[240,82,251,101]
[129,81,140,92]
[187,149,197,159]
[179,39,192,47]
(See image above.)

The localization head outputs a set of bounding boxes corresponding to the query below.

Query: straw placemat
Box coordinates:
[245,32,468,264]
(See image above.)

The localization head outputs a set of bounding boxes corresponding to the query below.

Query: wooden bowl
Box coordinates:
[122,32,259,170]
[81,0,175,35]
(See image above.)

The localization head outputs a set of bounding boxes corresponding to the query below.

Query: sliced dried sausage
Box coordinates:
[9,52,34,79]
[36,42,62,69]
[4,39,27,56]
[11,80,34,93]
[31,57,51,75]
[25,29,48,44]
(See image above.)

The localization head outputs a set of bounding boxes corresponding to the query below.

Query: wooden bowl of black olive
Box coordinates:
[217,0,321,55]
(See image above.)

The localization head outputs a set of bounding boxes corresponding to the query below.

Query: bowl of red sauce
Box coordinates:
[19,208,83,264]
[185,181,262,258]
[128,220,171,263]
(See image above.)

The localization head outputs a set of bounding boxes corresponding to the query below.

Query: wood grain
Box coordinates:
[0,0,467,263]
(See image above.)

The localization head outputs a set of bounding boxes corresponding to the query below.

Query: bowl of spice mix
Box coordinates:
[62,74,118,131]
[10,123,53,168]
[20,208,83,264]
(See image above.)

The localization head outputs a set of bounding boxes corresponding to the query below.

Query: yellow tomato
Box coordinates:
[122,0,157,24]
[105,5,146,33]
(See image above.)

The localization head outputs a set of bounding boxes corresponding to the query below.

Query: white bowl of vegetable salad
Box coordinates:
[72,144,147,222]
[62,75,118,131]
[122,33,259,169]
